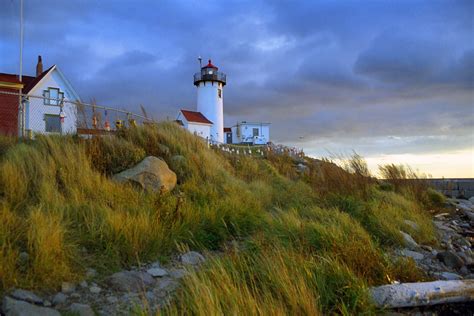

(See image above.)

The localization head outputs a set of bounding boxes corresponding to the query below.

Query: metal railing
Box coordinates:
[193,71,226,85]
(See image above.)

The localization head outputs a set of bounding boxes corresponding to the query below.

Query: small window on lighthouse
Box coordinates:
[218,89,222,98]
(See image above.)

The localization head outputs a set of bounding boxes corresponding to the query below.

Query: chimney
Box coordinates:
[36,55,43,77]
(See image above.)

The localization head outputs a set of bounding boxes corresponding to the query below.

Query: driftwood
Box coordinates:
[370,280,474,308]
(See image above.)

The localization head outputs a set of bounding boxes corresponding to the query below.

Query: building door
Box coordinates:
[226,132,232,144]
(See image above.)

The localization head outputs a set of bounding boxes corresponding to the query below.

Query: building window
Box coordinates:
[253,128,259,137]
[43,88,64,106]
[44,114,61,133]
[218,88,222,98]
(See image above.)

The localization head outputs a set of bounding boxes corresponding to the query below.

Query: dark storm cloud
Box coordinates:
[1,0,473,167]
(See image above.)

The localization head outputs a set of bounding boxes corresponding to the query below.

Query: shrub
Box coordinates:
[424,188,446,208]
[85,136,146,175]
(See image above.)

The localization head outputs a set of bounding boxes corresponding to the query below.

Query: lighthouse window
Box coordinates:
[218,89,222,98]
[253,128,259,137]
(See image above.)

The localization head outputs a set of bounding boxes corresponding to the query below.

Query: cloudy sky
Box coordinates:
[1,0,473,177]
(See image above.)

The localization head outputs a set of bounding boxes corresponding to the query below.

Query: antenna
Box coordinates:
[19,0,23,82]
[198,56,202,68]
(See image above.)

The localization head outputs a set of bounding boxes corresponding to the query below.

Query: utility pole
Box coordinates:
[18,0,25,138]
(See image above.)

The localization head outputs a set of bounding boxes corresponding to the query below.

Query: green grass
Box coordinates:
[0,123,436,314]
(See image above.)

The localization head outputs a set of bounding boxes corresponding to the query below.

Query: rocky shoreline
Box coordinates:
[2,198,473,315]
[1,251,206,315]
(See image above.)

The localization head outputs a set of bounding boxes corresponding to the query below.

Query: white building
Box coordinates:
[176,109,212,140]
[179,59,270,145]
[231,121,271,145]
[0,56,80,136]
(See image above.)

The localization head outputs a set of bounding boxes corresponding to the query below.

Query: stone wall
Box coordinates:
[428,179,474,199]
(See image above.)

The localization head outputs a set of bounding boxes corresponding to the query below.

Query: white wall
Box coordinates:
[232,123,270,144]
[196,81,224,143]
[184,121,211,140]
[27,69,77,134]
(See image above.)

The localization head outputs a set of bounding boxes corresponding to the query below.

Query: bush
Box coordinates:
[86,136,146,175]
[424,188,446,208]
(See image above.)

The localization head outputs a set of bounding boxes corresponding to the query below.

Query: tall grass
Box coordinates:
[0,123,435,314]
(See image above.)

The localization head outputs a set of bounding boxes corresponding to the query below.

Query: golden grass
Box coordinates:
[0,123,436,313]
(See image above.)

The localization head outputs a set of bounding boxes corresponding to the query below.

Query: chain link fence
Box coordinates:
[0,90,155,138]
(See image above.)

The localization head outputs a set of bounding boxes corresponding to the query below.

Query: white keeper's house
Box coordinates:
[0,55,80,136]
[177,59,270,145]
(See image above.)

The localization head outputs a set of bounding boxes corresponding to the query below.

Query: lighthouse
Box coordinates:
[194,59,226,143]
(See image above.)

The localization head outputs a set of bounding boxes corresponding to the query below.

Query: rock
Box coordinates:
[400,249,424,261]
[169,268,187,279]
[463,210,474,222]
[157,277,180,292]
[10,289,43,304]
[18,252,29,266]
[469,196,474,204]
[43,300,52,307]
[79,281,88,288]
[89,285,101,294]
[52,293,67,306]
[296,163,309,173]
[70,293,81,299]
[399,231,419,250]
[437,251,465,269]
[69,303,94,316]
[61,282,76,294]
[107,270,155,292]
[403,220,420,231]
[86,268,97,278]
[2,296,60,316]
[106,296,118,304]
[180,251,205,265]
[112,156,177,193]
[147,267,168,277]
[439,272,463,280]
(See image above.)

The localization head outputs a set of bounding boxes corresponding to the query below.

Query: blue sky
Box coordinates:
[1,0,473,177]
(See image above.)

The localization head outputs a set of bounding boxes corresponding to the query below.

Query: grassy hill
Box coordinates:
[0,122,443,314]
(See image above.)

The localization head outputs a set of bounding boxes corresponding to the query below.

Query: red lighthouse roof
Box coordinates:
[202,59,218,70]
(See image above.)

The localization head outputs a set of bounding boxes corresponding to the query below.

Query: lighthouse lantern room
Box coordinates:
[193,59,226,143]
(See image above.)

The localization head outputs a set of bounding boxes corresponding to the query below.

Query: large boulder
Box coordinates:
[437,251,465,269]
[112,156,177,193]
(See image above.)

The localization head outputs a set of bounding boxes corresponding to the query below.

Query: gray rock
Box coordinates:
[70,293,81,299]
[61,282,76,294]
[86,268,97,278]
[147,267,168,277]
[112,156,177,193]
[403,220,420,231]
[157,277,180,292]
[180,251,205,265]
[89,285,101,294]
[69,303,94,316]
[399,231,419,250]
[43,301,52,307]
[437,251,465,269]
[106,296,118,304]
[52,293,67,306]
[107,270,155,292]
[463,210,474,222]
[400,249,424,261]
[18,252,29,266]
[169,268,187,279]
[2,296,60,316]
[10,289,43,304]
[439,272,462,280]
[79,281,88,288]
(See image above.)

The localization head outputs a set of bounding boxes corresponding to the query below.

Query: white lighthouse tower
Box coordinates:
[194,59,226,143]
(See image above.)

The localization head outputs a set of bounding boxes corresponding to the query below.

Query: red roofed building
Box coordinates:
[176,109,213,139]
